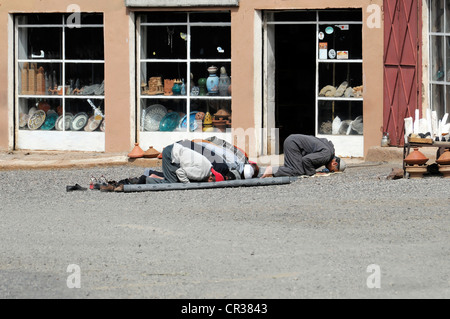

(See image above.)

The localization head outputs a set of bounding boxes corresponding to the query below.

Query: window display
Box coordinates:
[316,12,363,136]
[429,0,450,119]
[16,13,105,135]
[138,12,231,135]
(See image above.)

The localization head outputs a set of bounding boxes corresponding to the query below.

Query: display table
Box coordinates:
[403,138,450,175]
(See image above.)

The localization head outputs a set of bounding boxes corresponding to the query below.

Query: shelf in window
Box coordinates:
[19,95,63,99]
[18,59,104,63]
[190,96,232,100]
[65,95,105,99]
[140,95,188,99]
[318,59,363,63]
[140,95,231,100]
[19,95,105,99]
[318,97,363,101]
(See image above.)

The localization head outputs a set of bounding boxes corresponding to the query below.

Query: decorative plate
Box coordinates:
[55,115,64,131]
[27,110,46,130]
[179,111,199,131]
[55,113,74,131]
[70,112,89,131]
[64,113,74,130]
[84,116,102,132]
[143,104,167,131]
[41,112,58,130]
[159,112,180,132]
[19,113,29,128]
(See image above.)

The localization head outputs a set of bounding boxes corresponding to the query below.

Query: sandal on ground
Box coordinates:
[66,184,87,192]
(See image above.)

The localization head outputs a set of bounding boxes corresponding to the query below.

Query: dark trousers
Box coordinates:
[146,144,180,184]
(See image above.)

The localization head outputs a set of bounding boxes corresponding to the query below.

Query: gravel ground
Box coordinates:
[0,163,449,299]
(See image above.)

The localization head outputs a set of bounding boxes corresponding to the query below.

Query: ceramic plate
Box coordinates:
[100,120,105,132]
[143,104,167,131]
[70,112,89,131]
[55,115,64,131]
[41,112,58,130]
[55,113,73,131]
[179,111,199,131]
[27,110,46,130]
[19,113,29,128]
[84,116,102,132]
[64,113,74,131]
[159,112,180,132]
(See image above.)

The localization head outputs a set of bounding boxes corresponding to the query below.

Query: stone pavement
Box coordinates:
[0,146,440,171]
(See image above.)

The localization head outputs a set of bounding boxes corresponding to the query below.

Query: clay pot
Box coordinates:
[214,109,230,119]
[404,148,429,165]
[143,146,160,159]
[128,143,144,159]
[436,149,450,165]
[195,112,205,121]
[212,118,227,132]
[38,101,51,113]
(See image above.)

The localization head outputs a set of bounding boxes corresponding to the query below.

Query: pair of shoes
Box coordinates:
[100,184,115,192]
[114,184,124,192]
[66,184,87,192]
[90,175,109,190]
[128,177,140,184]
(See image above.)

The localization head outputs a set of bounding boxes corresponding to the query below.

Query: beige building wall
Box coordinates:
[1,0,384,158]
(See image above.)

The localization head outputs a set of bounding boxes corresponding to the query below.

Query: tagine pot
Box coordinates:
[436,149,450,165]
[404,148,429,166]
[128,143,144,159]
[143,146,160,159]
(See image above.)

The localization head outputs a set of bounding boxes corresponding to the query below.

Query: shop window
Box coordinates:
[429,0,450,118]
[265,9,363,157]
[15,13,105,151]
[317,11,363,137]
[137,12,231,137]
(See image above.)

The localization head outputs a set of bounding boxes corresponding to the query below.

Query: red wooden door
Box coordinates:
[384,0,421,146]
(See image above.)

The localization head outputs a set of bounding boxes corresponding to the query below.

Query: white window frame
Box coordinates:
[263,10,364,157]
[428,0,450,119]
[136,12,233,151]
[14,14,105,152]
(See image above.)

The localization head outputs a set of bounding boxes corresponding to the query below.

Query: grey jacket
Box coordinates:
[171,143,212,183]
[274,134,335,177]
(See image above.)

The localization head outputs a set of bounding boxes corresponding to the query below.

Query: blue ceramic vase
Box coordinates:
[206,66,219,95]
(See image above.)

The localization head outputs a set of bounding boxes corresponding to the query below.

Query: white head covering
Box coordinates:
[336,157,347,172]
[243,164,255,179]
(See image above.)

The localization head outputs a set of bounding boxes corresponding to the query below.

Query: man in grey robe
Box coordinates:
[261,134,346,177]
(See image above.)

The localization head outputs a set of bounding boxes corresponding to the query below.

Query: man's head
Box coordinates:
[244,162,260,179]
[326,156,347,173]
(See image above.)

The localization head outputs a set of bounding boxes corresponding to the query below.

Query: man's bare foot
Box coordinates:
[261,166,273,178]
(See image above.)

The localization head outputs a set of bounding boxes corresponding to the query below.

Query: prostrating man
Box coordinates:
[261,134,346,178]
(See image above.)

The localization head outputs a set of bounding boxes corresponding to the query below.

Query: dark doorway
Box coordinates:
[274,24,316,151]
